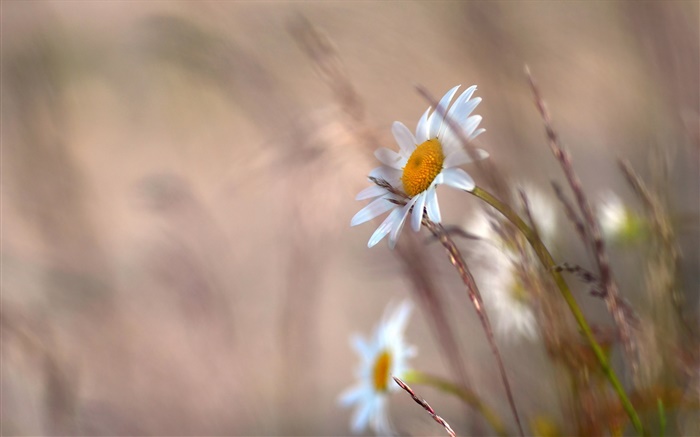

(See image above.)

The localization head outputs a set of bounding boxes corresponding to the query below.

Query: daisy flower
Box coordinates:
[469,211,539,341]
[486,249,539,341]
[351,85,488,248]
[464,184,557,341]
[338,300,417,435]
[598,192,645,244]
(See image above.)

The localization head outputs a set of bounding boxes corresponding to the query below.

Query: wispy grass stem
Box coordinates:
[421,218,525,437]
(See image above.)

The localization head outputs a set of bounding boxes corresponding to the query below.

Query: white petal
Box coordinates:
[443,148,489,168]
[440,168,475,191]
[374,148,404,169]
[425,188,442,223]
[415,107,431,143]
[391,121,417,155]
[369,166,401,186]
[470,127,486,140]
[339,384,368,407]
[428,85,460,139]
[453,96,481,126]
[370,397,394,436]
[404,345,419,358]
[351,196,395,226]
[351,397,374,433]
[411,192,426,232]
[386,300,413,338]
[368,208,402,248]
[351,334,373,358]
[389,196,417,249]
[442,85,477,134]
[437,127,463,156]
[355,185,387,200]
[463,115,482,139]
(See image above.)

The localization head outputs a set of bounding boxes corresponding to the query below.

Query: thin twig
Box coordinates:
[518,188,543,244]
[551,181,588,243]
[393,376,457,437]
[422,218,525,437]
[526,66,637,379]
[403,370,508,437]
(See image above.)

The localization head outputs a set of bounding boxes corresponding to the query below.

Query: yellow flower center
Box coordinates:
[509,279,529,304]
[401,139,445,197]
[372,350,393,392]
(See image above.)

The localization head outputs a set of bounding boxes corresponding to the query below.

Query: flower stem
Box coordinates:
[403,370,508,437]
[470,185,645,436]
[422,219,525,437]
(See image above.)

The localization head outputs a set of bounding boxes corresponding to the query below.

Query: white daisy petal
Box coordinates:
[355,185,388,201]
[463,115,483,139]
[368,166,401,185]
[389,197,417,249]
[351,396,374,433]
[411,192,426,232]
[368,208,402,248]
[404,345,419,358]
[425,188,442,223]
[386,300,413,337]
[443,85,477,132]
[339,384,368,407]
[440,167,475,191]
[428,85,461,139]
[372,397,394,436]
[392,121,417,154]
[453,96,481,125]
[415,107,431,143]
[351,196,395,226]
[470,127,486,140]
[351,334,373,358]
[444,148,489,168]
[374,148,405,169]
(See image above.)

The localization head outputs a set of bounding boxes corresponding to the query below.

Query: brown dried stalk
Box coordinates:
[422,218,525,437]
[551,181,587,243]
[393,376,457,437]
[526,66,637,378]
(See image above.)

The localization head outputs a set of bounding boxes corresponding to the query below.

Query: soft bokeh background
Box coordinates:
[2,1,698,435]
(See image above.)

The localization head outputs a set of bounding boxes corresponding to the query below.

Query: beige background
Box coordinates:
[2,1,698,435]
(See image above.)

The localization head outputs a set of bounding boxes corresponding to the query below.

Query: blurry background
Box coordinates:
[1,1,698,435]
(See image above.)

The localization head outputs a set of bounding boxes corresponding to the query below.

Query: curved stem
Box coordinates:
[403,370,508,437]
[470,186,645,436]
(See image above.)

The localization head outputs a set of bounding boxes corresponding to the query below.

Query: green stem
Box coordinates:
[470,186,645,436]
[403,370,508,437]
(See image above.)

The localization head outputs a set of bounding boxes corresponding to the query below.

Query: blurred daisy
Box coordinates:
[351,85,488,248]
[598,192,644,244]
[485,250,539,341]
[464,184,557,341]
[338,300,417,435]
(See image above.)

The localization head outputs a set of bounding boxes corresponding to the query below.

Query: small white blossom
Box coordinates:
[351,85,488,249]
[338,300,417,435]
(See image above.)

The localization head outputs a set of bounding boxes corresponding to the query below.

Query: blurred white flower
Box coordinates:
[351,85,488,249]
[598,192,644,244]
[599,192,627,239]
[338,300,417,435]
[464,184,557,341]
[484,249,539,341]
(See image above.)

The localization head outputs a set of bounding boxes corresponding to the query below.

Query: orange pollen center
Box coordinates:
[401,139,445,197]
[372,350,393,392]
